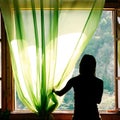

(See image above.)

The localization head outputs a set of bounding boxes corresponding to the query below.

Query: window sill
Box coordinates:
[100,109,120,115]
[11,110,74,115]
[10,110,120,120]
[11,109,120,115]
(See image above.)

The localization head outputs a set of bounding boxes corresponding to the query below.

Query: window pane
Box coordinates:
[117,40,120,77]
[117,10,120,109]
[15,92,27,110]
[118,80,120,108]
[58,11,115,111]
[117,10,120,38]
[15,11,115,111]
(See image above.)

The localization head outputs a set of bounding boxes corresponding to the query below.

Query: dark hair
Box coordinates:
[79,54,96,75]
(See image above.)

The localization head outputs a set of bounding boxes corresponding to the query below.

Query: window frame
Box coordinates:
[1,15,14,111]
[1,6,120,114]
[114,9,120,110]
[114,9,118,110]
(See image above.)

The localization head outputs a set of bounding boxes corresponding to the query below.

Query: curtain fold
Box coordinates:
[0,0,105,118]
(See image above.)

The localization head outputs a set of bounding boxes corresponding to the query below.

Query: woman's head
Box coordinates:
[79,54,96,75]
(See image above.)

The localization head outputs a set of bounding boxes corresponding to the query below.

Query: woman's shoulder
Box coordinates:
[70,75,81,80]
[94,76,103,84]
[69,75,84,84]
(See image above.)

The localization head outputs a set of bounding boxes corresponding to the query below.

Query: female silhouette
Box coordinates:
[53,54,103,120]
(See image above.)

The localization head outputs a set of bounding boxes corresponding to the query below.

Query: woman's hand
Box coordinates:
[52,88,55,93]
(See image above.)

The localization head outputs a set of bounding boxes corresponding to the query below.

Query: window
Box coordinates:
[14,10,115,112]
[1,14,13,111]
[1,9,120,113]
[116,9,120,109]
[58,10,115,111]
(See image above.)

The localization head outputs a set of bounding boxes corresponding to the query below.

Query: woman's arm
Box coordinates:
[53,79,73,96]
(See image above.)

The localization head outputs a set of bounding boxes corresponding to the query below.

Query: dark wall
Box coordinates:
[9,113,120,120]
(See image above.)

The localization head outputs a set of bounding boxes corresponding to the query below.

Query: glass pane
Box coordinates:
[117,10,120,38]
[117,10,120,77]
[15,92,27,110]
[117,41,120,77]
[118,80,120,108]
[117,10,120,109]
[58,11,115,111]
[15,11,115,111]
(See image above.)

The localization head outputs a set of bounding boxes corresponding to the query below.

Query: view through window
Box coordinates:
[15,11,115,111]
[58,10,115,111]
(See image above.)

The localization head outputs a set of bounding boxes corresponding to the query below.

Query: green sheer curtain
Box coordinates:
[0,0,104,118]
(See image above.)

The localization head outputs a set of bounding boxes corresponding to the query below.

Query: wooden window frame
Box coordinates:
[1,15,14,111]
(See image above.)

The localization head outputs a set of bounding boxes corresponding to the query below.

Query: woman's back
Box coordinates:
[53,54,103,120]
[71,74,103,120]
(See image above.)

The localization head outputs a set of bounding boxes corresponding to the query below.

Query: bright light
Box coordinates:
[11,32,86,104]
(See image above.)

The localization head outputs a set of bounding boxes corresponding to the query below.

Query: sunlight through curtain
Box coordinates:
[0,0,104,118]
